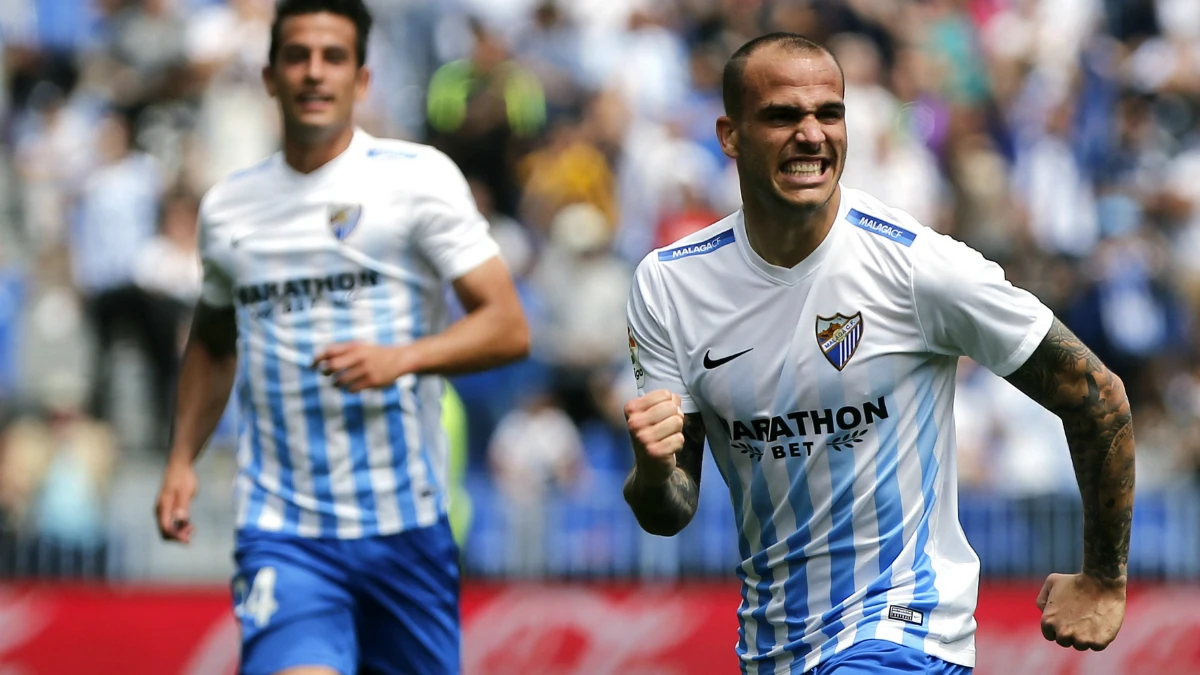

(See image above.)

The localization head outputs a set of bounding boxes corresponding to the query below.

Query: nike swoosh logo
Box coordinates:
[703,348,753,369]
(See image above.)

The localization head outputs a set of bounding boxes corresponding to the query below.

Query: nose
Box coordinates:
[305,53,324,81]
[794,116,825,147]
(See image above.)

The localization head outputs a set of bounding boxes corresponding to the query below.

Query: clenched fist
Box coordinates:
[624,389,686,484]
[1037,572,1126,651]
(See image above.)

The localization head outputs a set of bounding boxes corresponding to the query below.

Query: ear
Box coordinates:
[355,65,372,103]
[716,115,739,160]
[262,65,277,99]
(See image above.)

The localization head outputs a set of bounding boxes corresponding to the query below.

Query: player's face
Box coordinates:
[263,12,369,141]
[718,49,847,215]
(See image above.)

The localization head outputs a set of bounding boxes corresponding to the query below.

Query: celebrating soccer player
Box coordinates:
[153,1,529,674]
[623,33,1134,673]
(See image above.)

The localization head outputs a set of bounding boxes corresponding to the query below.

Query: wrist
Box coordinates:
[1081,568,1128,591]
[167,445,197,468]
[633,459,675,487]
[395,341,427,376]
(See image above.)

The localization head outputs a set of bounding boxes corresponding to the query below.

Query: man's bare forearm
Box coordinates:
[404,300,529,375]
[624,412,705,537]
[408,257,529,375]
[169,303,238,464]
[1005,319,1135,583]
[624,467,700,537]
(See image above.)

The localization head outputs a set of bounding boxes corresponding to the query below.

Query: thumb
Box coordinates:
[1036,575,1056,611]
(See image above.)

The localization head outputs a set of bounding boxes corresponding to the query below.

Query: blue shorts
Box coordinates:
[810,639,972,674]
[231,517,460,675]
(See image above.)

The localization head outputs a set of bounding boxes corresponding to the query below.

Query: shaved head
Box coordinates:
[722,33,844,120]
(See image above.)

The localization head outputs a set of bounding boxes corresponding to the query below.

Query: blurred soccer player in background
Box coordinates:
[153,1,529,674]
[623,33,1135,673]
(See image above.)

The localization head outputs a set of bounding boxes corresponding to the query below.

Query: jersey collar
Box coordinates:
[734,187,849,286]
[277,127,370,182]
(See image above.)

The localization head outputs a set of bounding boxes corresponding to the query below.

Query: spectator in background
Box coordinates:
[532,203,631,427]
[67,111,165,438]
[518,116,618,234]
[101,0,189,111]
[131,188,202,398]
[427,17,545,217]
[184,0,276,188]
[488,389,584,577]
[12,80,96,250]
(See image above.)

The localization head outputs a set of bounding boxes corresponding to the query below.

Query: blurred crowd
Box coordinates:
[2,0,1200,570]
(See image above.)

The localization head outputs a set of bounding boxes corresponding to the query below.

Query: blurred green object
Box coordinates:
[426,59,546,137]
[442,381,471,549]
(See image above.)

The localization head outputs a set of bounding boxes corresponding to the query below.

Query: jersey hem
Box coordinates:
[235,507,448,540]
[441,242,501,281]
[991,306,1053,377]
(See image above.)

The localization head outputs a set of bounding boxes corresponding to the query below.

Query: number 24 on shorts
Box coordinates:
[234,567,280,628]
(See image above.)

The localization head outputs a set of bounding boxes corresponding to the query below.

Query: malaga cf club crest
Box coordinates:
[816,312,864,371]
[328,204,362,241]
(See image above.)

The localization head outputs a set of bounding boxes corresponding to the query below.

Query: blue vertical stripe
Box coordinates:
[708,420,755,663]
[904,367,942,648]
[855,363,906,642]
[724,359,776,668]
[775,348,814,666]
[371,285,417,529]
[261,317,299,533]
[407,274,443,510]
[816,371,856,662]
[239,326,267,528]
[747,464,781,675]
[334,304,379,536]
[292,309,337,535]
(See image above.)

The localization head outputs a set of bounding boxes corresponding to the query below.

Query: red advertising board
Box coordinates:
[0,583,1198,674]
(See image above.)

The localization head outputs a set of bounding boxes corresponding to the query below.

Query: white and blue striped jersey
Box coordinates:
[627,186,1053,671]
[199,129,499,539]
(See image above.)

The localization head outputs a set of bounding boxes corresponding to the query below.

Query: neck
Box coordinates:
[741,184,841,268]
[283,123,355,174]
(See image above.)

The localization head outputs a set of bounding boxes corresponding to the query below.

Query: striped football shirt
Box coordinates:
[626,186,1053,671]
[199,129,499,538]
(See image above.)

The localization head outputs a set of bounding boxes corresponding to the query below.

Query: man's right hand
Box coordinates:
[624,389,686,485]
[155,458,198,544]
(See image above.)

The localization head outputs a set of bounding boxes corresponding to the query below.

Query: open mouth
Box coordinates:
[779,157,829,179]
[297,92,334,110]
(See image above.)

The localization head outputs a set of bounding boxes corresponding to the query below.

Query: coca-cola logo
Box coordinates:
[463,587,721,675]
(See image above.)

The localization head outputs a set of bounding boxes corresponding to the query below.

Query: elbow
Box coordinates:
[502,313,531,363]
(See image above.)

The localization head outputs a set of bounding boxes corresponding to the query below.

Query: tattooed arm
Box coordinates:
[1004,317,1134,649]
[623,391,706,537]
[1004,318,1134,582]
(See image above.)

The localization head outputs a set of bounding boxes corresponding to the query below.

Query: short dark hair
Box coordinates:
[721,32,841,119]
[269,0,373,68]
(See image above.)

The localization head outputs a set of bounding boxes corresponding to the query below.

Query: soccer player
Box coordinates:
[153,2,529,674]
[623,33,1134,674]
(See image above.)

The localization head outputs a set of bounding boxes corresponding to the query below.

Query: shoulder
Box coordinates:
[361,135,454,175]
[200,154,279,220]
[646,212,740,268]
[360,135,470,198]
[838,186,970,279]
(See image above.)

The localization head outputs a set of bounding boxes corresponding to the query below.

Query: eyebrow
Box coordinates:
[758,101,846,116]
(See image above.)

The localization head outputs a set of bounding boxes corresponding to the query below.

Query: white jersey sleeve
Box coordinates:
[627,256,697,412]
[912,233,1053,376]
[412,151,500,281]
[197,194,234,308]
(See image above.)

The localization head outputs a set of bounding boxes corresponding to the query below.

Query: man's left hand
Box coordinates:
[313,342,415,392]
[1036,572,1126,651]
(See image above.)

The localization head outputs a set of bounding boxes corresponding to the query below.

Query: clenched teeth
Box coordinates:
[781,160,823,177]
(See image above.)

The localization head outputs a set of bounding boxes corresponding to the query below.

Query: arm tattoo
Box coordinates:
[1004,318,1135,583]
[623,413,706,537]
